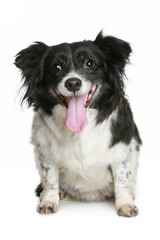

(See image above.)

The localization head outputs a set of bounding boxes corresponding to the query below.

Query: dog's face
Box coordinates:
[15,32,131,132]
[44,41,105,107]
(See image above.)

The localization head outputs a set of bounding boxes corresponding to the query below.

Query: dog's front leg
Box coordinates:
[111,155,139,217]
[37,165,59,214]
[35,145,59,214]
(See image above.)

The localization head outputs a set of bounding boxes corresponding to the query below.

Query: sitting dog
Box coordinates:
[15,31,142,217]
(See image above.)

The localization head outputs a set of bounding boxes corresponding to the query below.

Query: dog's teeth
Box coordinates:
[85,93,88,103]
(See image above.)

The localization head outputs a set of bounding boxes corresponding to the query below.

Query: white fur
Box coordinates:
[32,104,139,214]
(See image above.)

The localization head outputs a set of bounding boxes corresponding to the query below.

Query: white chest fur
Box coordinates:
[32,105,134,201]
[43,105,116,169]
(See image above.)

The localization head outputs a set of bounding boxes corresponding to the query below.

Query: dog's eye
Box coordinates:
[51,63,62,73]
[85,60,96,70]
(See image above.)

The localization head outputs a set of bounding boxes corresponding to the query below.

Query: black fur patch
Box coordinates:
[35,183,43,197]
[110,98,142,146]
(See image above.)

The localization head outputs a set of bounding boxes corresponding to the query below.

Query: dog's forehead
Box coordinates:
[49,41,97,59]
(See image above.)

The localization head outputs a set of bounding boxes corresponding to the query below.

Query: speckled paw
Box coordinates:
[37,201,59,214]
[118,204,139,217]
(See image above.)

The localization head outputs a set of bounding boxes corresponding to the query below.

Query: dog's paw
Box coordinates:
[37,201,59,214]
[118,204,139,217]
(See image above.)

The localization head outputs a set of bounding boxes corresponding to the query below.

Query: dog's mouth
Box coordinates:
[54,84,98,133]
[54,84,97,109]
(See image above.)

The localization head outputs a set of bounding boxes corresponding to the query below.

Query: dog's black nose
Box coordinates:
[65,78,82,93]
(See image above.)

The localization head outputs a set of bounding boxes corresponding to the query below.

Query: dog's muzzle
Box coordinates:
[65,78,82,93]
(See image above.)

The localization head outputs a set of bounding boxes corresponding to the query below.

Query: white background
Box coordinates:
[0,0,160,239]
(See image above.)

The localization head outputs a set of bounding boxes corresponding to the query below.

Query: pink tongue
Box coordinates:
[65,95,88,133]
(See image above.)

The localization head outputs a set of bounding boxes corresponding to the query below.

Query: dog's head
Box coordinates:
[15,31,131,133]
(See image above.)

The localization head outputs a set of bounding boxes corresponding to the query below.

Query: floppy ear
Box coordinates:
[94,31,132,73]
[94,31,132,95]
[15,42,48,105]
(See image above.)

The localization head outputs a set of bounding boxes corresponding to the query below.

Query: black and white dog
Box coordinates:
[15,31,142,217]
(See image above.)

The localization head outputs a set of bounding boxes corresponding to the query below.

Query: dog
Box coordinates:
[15,31,142,217]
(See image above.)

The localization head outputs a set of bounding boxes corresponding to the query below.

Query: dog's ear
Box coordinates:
[94,31,132,95]
[15,42,48,84]
[15,42,49,105]
[94,31,132,72]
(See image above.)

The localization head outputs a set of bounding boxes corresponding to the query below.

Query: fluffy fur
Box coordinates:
[15,31,142,217]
